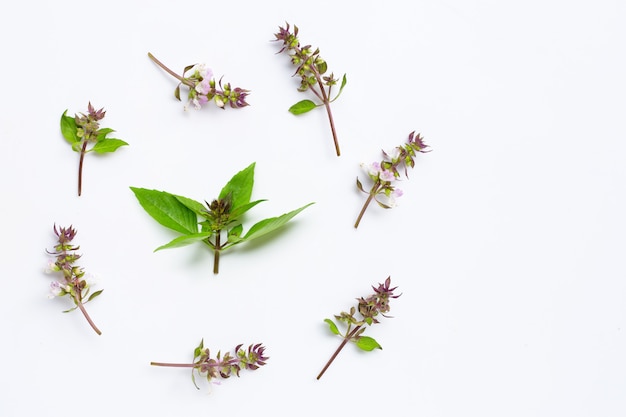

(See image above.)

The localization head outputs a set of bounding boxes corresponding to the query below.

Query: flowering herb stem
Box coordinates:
[151,341,268,390]
[148,52,250,110]
[45,225,103,335]
[60,103,128,196]
[131,163,313,275]
[355,131,430,228]
[318,277,400,379]
[274,23,346,156]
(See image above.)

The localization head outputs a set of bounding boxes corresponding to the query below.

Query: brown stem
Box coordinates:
[354,187,379,228]
[150,362,197,368]
[213,232,221,274]
[314,73,340,156]
[322,100,340,156]
[317,325,362,380]
[77,141,88,196]
[76,300,101,335]
[147,52,194,88]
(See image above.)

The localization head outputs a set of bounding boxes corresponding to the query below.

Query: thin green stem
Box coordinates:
[317,325,362,380]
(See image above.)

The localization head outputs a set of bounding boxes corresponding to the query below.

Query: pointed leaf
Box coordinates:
[154,232,212,251]
[87,289,103,302]
[324,319,340,335]
[356,177,366,192]
[219,163,255,209]
[96,128,115,140]
[289,99,318,115]
[375,199,392,209]
[227,224,243,241]
[92,138,129,153]
[60,110,79,145]
[130,187,199,234]
[241,202,314,242]
[174,84,181,101]
[228,199,266,220]
[355,336,382,351]
[174,195,207,217]
[331,74,347,102]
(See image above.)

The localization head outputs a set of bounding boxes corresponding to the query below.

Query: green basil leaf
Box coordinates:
[226,224,244,245]
[60,110,79,144]
[219,162,255,210]
[229,199,266,220]
[324,318,340,335]
[87,289,103,302]
[241,202,314,242]
[130,187,199,235]
[95,127,115,140]
[91,138,129,153]
[174,195,207,217]
[154,232,212,251]
[355,336,382,351]
[288,99,318,115]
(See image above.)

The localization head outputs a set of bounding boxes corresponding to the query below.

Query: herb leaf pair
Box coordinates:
[131,162,313,274]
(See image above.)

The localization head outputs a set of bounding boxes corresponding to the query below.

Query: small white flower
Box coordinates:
[195,78,212,95]
[185,63,213,81]
[214,96,225,108]
[361,161,382,177]
[82,272,98,288]
[44,260,59,274]
[379,169,395,182]
[48,281,64,299]
[386,188,404,207]
[384,147,401,162]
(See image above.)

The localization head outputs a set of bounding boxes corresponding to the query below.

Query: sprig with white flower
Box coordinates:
[45,224,102,335]
[148,52,250,110]
[151,340,269,390]
[354,131,430,228]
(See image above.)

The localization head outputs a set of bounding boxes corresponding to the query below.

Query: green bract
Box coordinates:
[130,162,313,274]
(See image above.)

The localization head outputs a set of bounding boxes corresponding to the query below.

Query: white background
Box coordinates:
[1,0,625,415]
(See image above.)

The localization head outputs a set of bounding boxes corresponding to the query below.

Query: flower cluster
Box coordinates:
[45,224,102,335]
[354,131,430,228]
[274,23,347,156]
[151,340,269,390]
[317,277,400,379]
[74,102,106,144]
[148,52,250,111]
